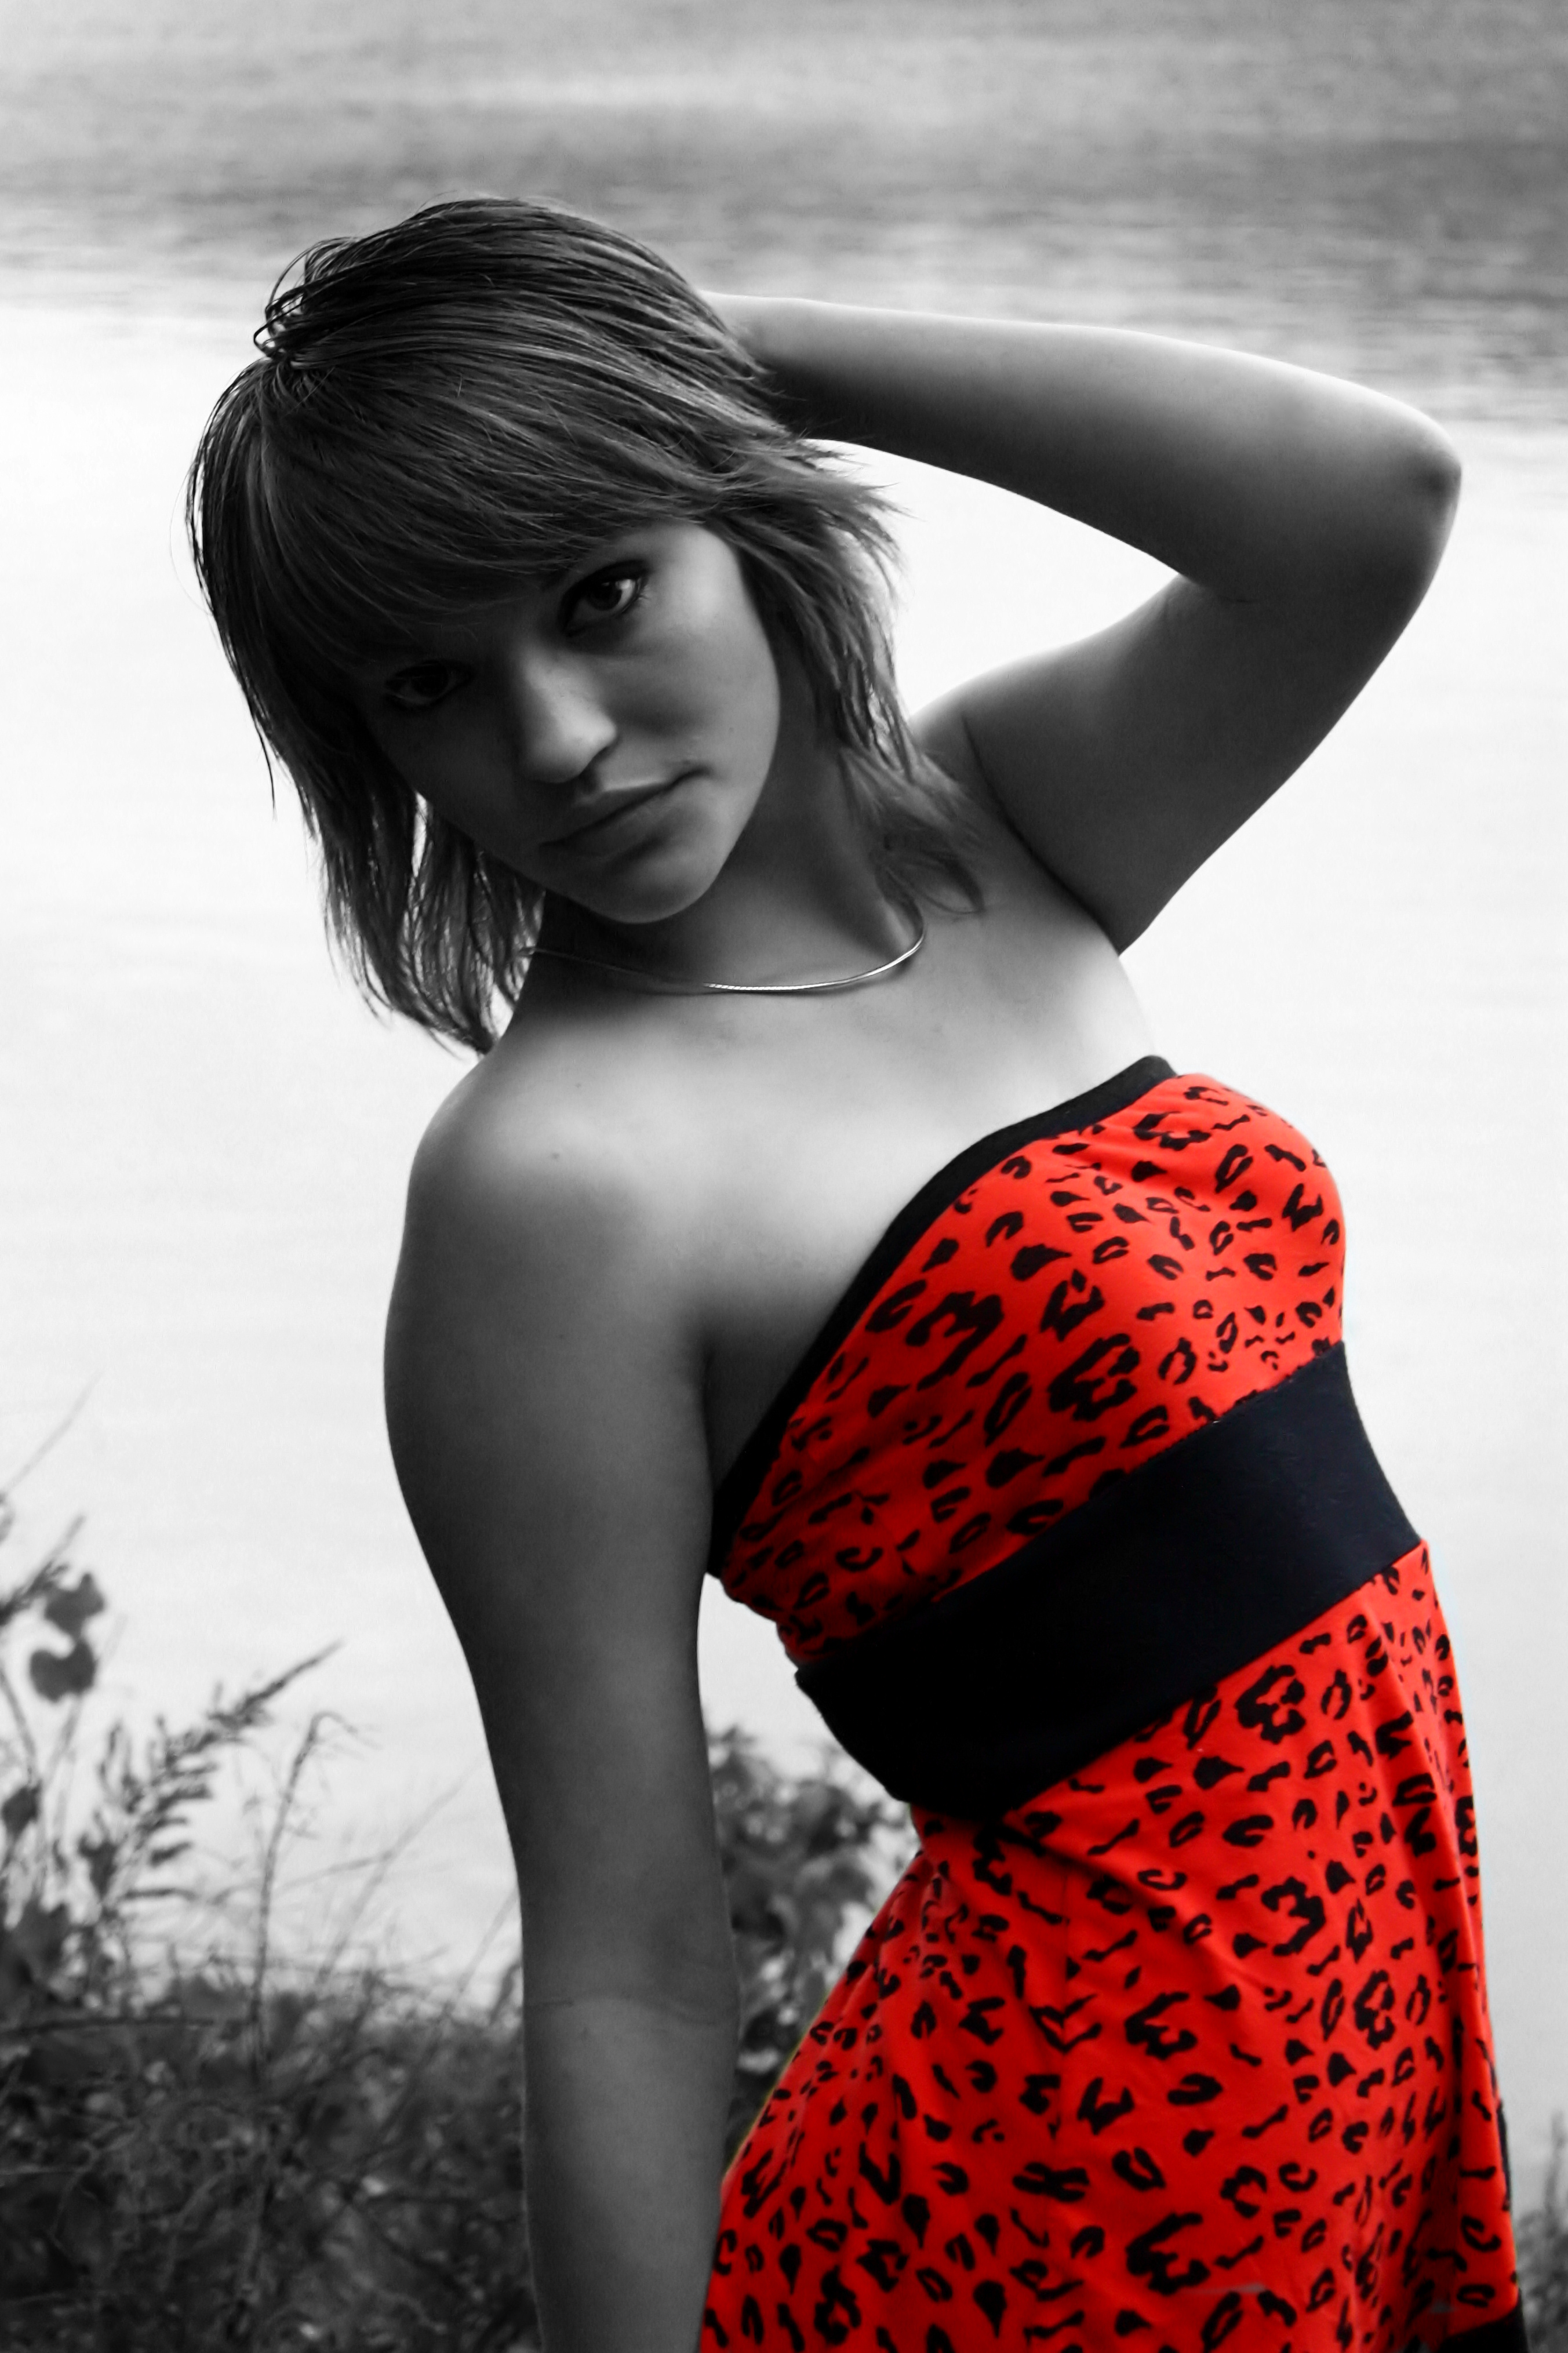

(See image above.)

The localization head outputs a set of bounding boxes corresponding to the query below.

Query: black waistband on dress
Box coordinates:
[795,1343,1418,1821]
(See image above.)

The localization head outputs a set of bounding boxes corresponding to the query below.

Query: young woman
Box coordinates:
[188,199,1523,2352]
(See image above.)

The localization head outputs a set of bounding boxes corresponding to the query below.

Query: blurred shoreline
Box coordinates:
[3,254,1563,435]
[2,0,1565,427]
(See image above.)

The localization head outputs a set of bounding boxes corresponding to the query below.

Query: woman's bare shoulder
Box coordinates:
[384,1020,712,1627]
[401,1014,683,1275]
[385,1021,707,1491]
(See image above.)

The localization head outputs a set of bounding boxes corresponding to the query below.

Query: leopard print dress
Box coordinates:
[703,1061,1524,2353]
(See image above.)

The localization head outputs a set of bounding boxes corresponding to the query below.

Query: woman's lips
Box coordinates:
[555,774,686,846]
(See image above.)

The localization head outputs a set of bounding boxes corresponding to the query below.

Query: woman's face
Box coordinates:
[350,522,784,927]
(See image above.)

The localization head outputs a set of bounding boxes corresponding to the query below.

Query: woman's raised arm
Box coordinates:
[384,1075,734,2353]
[711,298,1461,945]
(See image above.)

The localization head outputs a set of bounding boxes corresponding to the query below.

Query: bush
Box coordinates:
[0,1495,910,2350]
[710,1722,907,2159]
[1521,2118,1568,2351]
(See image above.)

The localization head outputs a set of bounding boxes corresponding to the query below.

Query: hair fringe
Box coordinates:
[188,198,985,1054]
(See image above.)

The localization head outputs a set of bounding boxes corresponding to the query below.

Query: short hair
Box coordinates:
[187,197,983,1053]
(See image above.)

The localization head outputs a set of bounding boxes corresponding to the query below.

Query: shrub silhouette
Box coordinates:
[0,1490,909,2349]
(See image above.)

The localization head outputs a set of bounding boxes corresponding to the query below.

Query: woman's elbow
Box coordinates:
[1406,414,1462,534]
[1370,412,1463,588]
[1320,411,1461,623]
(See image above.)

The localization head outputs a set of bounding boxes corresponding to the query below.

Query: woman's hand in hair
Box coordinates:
[699,291,842,439]
[699,300,1461,951]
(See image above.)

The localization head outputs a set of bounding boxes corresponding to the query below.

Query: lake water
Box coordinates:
[1,0,1564,2198]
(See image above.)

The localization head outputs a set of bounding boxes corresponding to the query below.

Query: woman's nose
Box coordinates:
[497,649,618,784]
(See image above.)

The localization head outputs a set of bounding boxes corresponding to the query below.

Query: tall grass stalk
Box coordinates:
[0,1488,910,2348]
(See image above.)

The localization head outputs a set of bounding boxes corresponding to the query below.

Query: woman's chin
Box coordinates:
[546,846,733,937]
[547,835,749,936]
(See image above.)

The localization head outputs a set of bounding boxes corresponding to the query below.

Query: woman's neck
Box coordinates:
[539,681,910,992]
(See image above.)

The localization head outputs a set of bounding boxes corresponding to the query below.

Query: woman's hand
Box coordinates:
[709,296,1461,947]
[385,1072,736,2353]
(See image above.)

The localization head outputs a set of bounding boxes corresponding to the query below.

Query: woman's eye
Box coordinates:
[565,568,646,630]
[383,661,469,713]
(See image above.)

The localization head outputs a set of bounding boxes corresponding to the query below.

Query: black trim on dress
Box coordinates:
[708,1054,1176,1576]
[1447,2307,1531,2350]
[795,1343,1418,1820]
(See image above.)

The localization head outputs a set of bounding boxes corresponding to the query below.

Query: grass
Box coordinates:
[1,1482,1563,2349]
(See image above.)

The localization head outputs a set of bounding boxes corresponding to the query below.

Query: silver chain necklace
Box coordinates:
[529,907,926,997]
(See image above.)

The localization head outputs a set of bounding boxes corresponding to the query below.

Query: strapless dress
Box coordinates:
[702,1060,1523,2352]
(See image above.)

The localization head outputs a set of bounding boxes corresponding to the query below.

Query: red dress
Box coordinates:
[704,1062,1523,2353]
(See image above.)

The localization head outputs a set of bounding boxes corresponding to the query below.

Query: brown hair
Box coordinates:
[187,197,983,1052]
